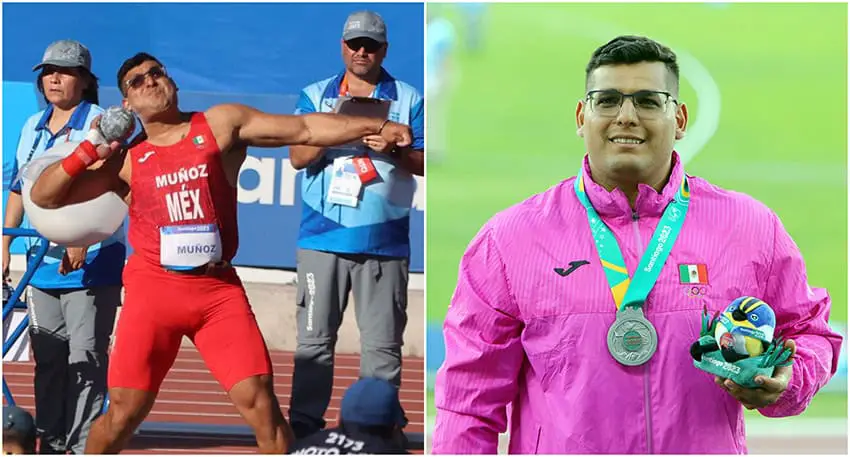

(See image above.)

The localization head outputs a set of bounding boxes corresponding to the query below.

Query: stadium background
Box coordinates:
[2,2,425,273]
[2,2,426,453]
[425,2,847,454]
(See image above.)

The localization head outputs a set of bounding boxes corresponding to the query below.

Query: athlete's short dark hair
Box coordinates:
[585,35,679,94]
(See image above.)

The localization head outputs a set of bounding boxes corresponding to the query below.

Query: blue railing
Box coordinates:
[2,228,49,406]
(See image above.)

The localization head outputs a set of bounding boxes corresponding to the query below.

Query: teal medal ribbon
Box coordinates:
[574,168,691,365]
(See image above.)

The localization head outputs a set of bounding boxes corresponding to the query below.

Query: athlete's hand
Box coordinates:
[59,246,88,275]
[378,121,412,148]
[362,134,394,153]
[88,116,125,161]
[714,339,796,409]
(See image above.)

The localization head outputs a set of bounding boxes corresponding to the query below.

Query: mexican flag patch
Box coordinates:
[679,264,708,284]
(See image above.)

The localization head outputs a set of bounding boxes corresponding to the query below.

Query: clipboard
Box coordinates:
[333,96,392,150]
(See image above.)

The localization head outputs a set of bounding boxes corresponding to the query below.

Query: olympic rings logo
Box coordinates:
[685,286,708,297]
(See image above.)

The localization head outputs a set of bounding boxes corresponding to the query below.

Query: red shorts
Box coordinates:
[108,257,273,392]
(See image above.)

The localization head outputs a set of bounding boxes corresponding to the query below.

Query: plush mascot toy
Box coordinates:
[690,297,793,388]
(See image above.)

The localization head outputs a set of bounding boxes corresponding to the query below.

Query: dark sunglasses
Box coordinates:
[125,66,167,90]
[345,38,383,53]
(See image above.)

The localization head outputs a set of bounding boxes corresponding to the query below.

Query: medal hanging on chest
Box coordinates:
[607,306,659,366]
[574,169,690,366]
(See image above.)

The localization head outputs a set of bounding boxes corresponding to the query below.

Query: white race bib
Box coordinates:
[326,157,362,207]
[159,224,222,269]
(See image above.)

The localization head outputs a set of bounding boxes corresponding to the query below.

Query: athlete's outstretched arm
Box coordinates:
[205,103,411,153]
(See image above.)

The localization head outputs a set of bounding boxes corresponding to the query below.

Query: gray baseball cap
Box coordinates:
[33,39,92,72]
[342,11,387,43]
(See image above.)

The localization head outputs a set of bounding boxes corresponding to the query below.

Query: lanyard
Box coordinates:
[338,74,379,98]
[25,125,72,164]
[339,74,350,97]
[25,130,45,164]
[337,74,381,183]
[574,170,690,310]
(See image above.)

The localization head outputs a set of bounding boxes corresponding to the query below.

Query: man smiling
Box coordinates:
[432,35,841,454]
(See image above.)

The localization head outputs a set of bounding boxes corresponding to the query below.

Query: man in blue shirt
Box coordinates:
[287,10,424,439]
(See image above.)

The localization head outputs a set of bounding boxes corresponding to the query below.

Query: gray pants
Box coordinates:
[289,248,408,435]
[28,286,120,454]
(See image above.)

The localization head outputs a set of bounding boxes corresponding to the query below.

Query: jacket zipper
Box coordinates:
[632,210,653,454]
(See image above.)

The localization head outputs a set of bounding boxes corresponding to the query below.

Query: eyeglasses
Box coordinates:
[125,66,167,91]
[586,89,678,119]
[345,38,383,53]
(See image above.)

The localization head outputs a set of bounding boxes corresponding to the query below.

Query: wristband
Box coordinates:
[60,130,106,177]
[377,119,390,133]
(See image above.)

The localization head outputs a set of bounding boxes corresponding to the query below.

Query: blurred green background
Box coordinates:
[425,2,847,452]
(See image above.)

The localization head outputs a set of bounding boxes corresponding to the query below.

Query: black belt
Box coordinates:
[164,261,231,276]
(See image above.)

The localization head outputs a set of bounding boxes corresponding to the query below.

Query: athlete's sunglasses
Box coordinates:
[125,66,168,91]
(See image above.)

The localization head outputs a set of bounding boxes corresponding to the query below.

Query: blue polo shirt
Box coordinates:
[294,68,423,258]
[9,101,125,289]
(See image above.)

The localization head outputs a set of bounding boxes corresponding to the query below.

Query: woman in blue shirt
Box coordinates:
[1,40,125,455]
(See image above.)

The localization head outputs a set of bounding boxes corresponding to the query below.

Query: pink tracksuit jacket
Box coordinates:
[433,153,842,454]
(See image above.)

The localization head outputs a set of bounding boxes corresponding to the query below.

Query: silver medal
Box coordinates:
[607,307,658,366]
